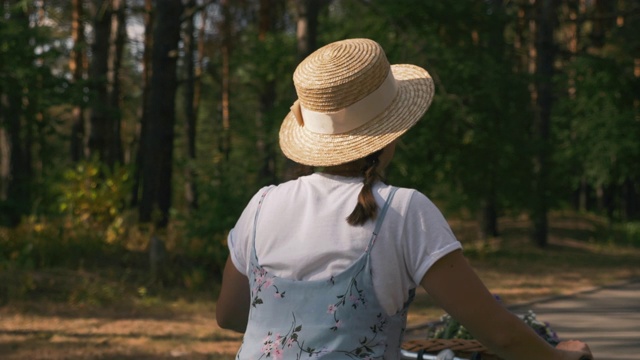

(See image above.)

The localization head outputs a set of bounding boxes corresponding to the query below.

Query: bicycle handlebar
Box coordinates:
[400,348,470,360]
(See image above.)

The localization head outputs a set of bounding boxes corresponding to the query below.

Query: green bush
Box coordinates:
[0,160,132,270]
[612,221,640,247]
[56,160,132,243]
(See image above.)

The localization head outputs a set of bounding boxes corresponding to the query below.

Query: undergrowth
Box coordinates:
[1,209,639,310]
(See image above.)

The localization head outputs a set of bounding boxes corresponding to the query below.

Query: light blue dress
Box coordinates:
[237,187,415,359]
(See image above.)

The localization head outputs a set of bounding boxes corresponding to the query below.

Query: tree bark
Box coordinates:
[0,89,27,226]
[139,0,184,227]
[295,0,321,62]
[282,0,326,181]
[219,0,232,162]
[632,55,640,220]
[183,0,200,211]
[478,0,505,240]
[255,0,278,185]
[108,0,126,166]
[70,0,87,162]
[531,0,558,247]
[0,3,30,227]
[88,0,112,164]
[131,0,154,207]
[88,0,125,168]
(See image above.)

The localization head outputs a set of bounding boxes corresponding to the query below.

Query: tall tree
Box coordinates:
[109,0,126,165]
[88,0,125,168]
[565,0,592,213]
[254,0,282,185]
[0,1,31,226]
[131,0,154,207]
[295,0,321,61]
[552,0,640,222]
[219,0,232,162]
[477,0,506,240]
[281,0,326,180]
[182,0,201,211]
[88,0,112,164]
[530,0,558,247]
[139,0,184,227]
[70,0,87,162]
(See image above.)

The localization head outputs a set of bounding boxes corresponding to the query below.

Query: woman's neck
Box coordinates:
[320,162,364,177]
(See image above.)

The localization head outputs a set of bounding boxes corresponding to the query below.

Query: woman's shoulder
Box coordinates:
[383,184,426,202]
[383,185,442,215]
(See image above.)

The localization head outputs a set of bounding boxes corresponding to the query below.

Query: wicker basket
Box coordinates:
[402,339,503,360]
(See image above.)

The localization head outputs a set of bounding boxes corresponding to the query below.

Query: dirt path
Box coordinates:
[0,294,446,360]
[2,215,638,359]
[0,285,606,360]
[0,308,241,360]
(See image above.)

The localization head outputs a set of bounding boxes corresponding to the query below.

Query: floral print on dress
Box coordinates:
[328,266,367,331]
[252,313,386,360]
[238,187,408,359]
[251,263,285,307]
[247,261,389,359]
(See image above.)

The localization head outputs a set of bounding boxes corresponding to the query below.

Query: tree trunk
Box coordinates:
[255,0,278,185]
[477,0,506,240]
[131,0,154,207]
[0,3,30,227]
[108,0,126,166]
[219,0,232,162]
[183,0,199,211]
[70,0,87,162]
[624,178,639,220]
[88,0,112,164]
[0,90,27,226]
[566,0,580,100]
[514,2,528,73]
[531,0,557,248]
[479,196,499,240]
[632,56,640,220]
[295,0,320,62]
[282,0,325,180]
[89,0,125,168]
[139,0,184,227]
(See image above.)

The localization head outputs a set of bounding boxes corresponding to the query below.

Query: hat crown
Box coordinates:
[293,39,390,112]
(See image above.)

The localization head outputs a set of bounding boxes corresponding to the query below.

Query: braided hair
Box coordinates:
[346,150,385,226]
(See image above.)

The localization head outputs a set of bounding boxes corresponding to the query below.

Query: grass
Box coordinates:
[1,211,639,359]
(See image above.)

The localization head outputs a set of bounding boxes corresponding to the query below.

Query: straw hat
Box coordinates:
[279,38,435,167]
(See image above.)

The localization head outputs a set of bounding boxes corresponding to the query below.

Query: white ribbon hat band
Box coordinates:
[298,71,398,135]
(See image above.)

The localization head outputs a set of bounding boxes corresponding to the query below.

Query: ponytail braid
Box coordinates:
[346,150,385,226]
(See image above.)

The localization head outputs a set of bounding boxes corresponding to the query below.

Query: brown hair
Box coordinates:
[346,150,385,226]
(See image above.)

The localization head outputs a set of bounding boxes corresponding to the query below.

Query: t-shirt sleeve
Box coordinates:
[402,190,463,285]
[227,186,274,275]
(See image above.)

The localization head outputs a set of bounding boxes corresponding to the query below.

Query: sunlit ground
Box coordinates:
[1,212,639,359]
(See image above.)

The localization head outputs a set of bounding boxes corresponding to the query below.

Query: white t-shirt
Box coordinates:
[227,173,462,315]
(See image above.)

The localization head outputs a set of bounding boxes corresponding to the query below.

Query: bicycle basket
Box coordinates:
[402,339,503,360]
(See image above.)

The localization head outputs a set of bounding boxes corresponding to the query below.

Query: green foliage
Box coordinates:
[554,55,639,190]
[67,275,121,306]
[0,216,113,270]
[610,222,640,248]
[430,307,559,345]
[429,313,474,340]
[56,160,132,244]
[177,161,260,277]
[0,160,132,271]
[1,0,639,300]
[325,0,535,216]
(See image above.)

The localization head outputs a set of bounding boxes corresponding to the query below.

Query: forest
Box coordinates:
[0,0,639,290]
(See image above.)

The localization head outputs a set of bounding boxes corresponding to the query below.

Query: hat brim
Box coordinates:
[279,64,435,167]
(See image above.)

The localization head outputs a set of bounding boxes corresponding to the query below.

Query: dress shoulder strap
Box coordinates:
[366,186,399,252]
[251,186,273,262]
